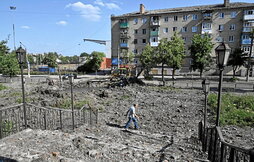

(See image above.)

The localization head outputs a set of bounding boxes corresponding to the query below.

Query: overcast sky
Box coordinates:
[0,0,253,57]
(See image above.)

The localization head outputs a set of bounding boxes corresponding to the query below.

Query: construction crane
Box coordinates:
[83,39,109,45]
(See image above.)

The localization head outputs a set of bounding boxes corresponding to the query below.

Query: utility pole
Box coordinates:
[246,29,254,82]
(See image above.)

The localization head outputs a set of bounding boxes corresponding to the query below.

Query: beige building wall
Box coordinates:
[111,2,254,74]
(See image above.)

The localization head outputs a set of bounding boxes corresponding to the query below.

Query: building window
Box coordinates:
[216,37,224,42]
[133,49,138,54]
[181,27,187,32]
[192,26,197,32]
[245,10,254,15]
[242,46,251,52]
[134,39,137,44]
[133,18,138,24]
[182,37,187,42]
[218,25,224,31]
[229,36,234,42]
[231,11,237,18]
[229,24,236,30]
[183,15,188,21]
[142,39,146,44]
[192,14,198,20]
[134,29,138,34]
[244,22,251,27]
[174,16,178,21]
[242,34,250,39]
[164,17,168,22]
[163,28,169,33]
[219,12,224,18]
[173,27,177,32]
[202,23,211,29]
[142,18,147,24]
[142,29,146,34]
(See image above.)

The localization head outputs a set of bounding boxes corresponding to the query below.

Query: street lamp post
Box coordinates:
[202,79,210,151]
[215,43,231,126]
[16,46,27,129]
[69,75,75,130]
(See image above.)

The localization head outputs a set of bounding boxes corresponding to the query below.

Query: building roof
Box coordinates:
[112,2,254,18]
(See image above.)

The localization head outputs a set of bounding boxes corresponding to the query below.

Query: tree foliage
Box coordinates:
[227,48,247,78]
[77,51,105,73]
[156,38,171,85]
[189,34,213,77]
[168,32,185,79]
[0,41,19,77]
[140,45,156,77]
[42,52,58,68]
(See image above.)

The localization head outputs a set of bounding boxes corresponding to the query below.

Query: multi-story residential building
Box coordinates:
[111,0,254,74]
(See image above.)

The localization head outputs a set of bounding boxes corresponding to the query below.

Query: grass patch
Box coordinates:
[0,84,8,91]
[208,93,254,127]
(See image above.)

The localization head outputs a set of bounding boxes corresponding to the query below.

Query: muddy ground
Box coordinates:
[0,76,253,162]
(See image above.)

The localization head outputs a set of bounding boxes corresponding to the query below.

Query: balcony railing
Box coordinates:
[242,39,252,45]
[203,15,212,20]
[150,21,160,26]
[150,31,159,36]
[120,43,129,48]
[120,22,129,28]
[244,15,254,20]
[150,42,159,47]
[201,29,212,34]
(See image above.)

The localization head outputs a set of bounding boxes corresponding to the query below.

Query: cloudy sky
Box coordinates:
[0,0,253,57]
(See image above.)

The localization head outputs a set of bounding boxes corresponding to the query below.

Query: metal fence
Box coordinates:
[0,103,98,139]
[199,121,254,162]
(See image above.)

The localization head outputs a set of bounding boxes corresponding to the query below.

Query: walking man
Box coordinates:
[124,103,139,129]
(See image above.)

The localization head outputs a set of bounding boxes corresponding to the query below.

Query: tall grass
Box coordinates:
[208,93,254,127]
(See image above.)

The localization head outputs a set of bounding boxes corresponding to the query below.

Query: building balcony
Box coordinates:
[120,22,129,28]
[120,43,129,48]
[150,42,159,47]
[242,39,252,45]
[150,21,160,26]
[150,31,159,36]
[243,27,253,32]
[203,15,212,20]
[244,15,254,20]
[201,29,212,34]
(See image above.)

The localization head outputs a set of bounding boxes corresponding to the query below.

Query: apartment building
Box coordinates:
[111,0,254,74]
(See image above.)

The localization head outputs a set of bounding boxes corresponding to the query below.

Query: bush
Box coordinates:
[208,93,254,127]
[0,84,7,91]
[228,77,240,82]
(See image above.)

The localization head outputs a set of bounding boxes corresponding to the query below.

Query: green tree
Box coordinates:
[80,52,90,57]
[77,51,105,73]
[0,40,9,56]
[0,52,19,77]
[139,44,155,77]
[227,48,247,78]
[156,38,171,85]
[169,33,185,79]
[0,41,19,77]
[189,34,213,77]
[42,52,58,68]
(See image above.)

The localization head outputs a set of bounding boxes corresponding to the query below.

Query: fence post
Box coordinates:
[250,149,254,162]
[90,108,92,126]
[208,128,214,161]
[229,148,235,162]
[44,110,47,130]
[96,109,98,125]
[198,121,203,141]
[0,111,2,139]
[83,108,85,124]
[59,110,62,130]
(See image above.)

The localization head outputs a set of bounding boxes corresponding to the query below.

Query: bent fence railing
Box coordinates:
[198,121,254,162]
[0,103,98,139]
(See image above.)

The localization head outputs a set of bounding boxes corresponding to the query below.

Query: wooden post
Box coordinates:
[0,111,2,139]
[220,143,225,162]
[229,148,235,162]
[59,110,62,130]
[44,110,47,130]
[250,149,254,162]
